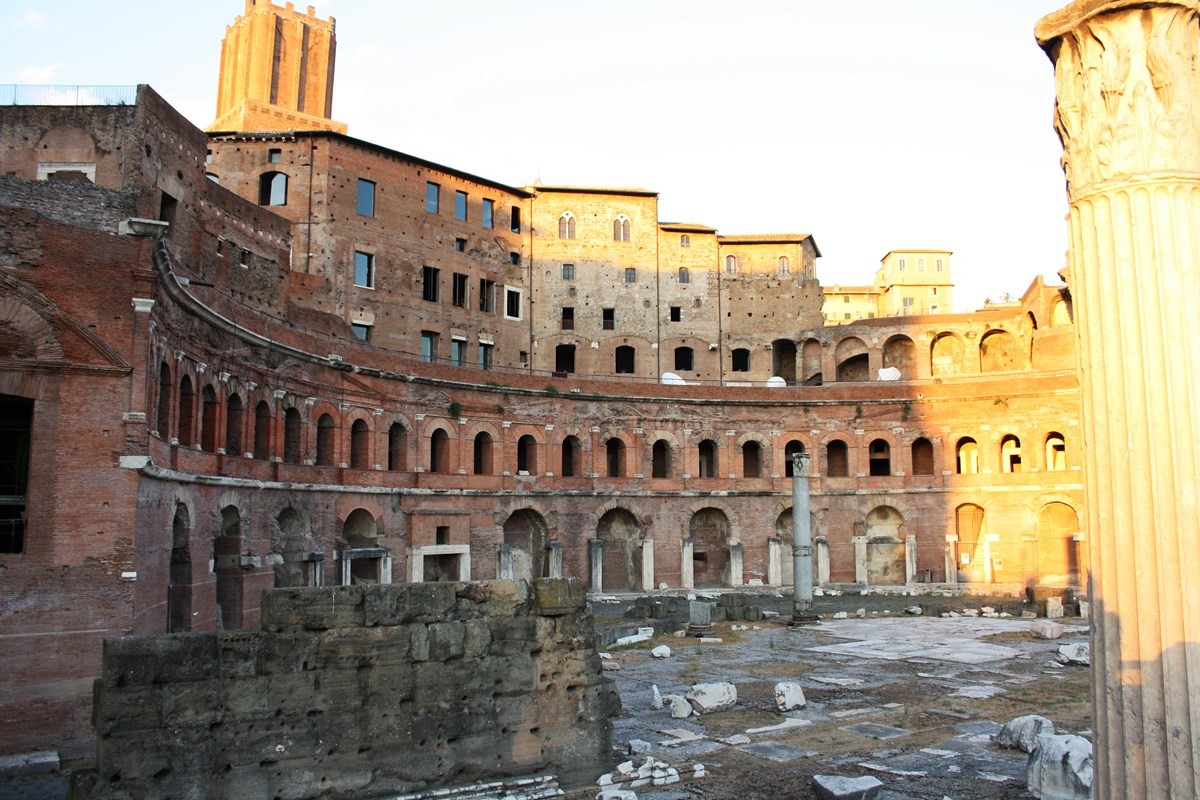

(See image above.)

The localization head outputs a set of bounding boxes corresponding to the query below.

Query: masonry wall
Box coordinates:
[90,580,615,800]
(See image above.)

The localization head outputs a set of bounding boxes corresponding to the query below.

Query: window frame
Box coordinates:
[353,250,375,289]
[481,198,494,229]
[503,286,523,321]
[356,178,376,217]
[455,190,468,221]
[425,181,440,214]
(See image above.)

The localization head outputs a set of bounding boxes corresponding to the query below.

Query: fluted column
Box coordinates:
[1038,3,1200,798]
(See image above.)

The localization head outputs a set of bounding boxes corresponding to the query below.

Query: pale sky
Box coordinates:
[0,1,1070,312]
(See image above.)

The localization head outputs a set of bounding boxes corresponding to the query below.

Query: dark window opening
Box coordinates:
[316,414,335,466]
[505,288,522,319]
[510,207,521,233]
[784,440,805,477]
[452,273,469,307]
[602,308,615,330]
[454,238,466,252]
[388,423,407,471]
[283,408,302,464]
[605,438,625,477]
[0,395,33,554]
[479,279,496,313]
[200,385,218,452]
[225,394,243,456]
[652,440,670,479]
[258,171,287,206]
[253,401,271,459]
[561,436,581,477]
[482,198,494,229]
[732,348,750,372]
[743,441,762,478]
[826,440,849,477]
[555,344,576,373]
[674,346,694,371]
[473,432,493,475]
[670,306,681,322]
[436,526,450,545]
[425,181,440,213]
[177,376,195,447]
[868,439,891,476]
[517,435,537,474]
[429,429,450,473]
[698,439,717,478]
[615,345,635,374]
[561,307,574,331]
[912,437,935,475]
[354,251,374,288]
[422,266,440,302]
[350,419,370,469]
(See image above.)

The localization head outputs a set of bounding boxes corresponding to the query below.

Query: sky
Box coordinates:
[0,1,1071,312]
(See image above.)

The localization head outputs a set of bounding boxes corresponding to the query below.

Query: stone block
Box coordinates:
[1056,643,1090,665]
[1046,597,1065,619]
[774,681,807,711]
[689,601,716,627]
[651,645,671,659]
[463,619,493,659]
[364,662,415,703]
[362,584,412,627]
[92,684,162,736]
[404,582,459,623]
[1027,734,1093,800]
[217,631,264,679]
[427,621,467,661]
[456,579,530,619]
[532,577,587,616]
[996,714,1056,753]
[687,682,737,714]
[162,677,268,727]
[102,633,219,687]
[669,695,692,719]
[260,586,365,631]
[490,616,539,656]
[487,653,536,696]
[812,774,884,799]
[1030,620,1065,639]
[255,632,320,675]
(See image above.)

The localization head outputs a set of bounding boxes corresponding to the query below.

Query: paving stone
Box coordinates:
[811,774,884,799]
[842,722,909,740]
[739,742,817,762]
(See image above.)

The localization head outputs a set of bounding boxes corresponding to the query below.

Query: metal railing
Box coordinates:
[1,85,137,106]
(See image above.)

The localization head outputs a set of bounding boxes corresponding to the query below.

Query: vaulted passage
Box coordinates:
[596,508,642,592]
[689,508,731,588]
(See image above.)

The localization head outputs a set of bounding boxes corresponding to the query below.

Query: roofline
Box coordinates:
[881,249,953,258]
[659,222,718,233]
[719,234,822,258]
[206,128,534,198]
[529,185,659,198]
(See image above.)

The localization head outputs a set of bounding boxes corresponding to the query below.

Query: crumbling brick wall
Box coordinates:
[89,579,615,799]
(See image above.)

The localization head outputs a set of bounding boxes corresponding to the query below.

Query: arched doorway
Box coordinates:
[503,509,550,582]
[213,506,244,630]
[1037,503,1080,587]
[864,506,905,585]
[689,508,731,588]
[168,503,192,632]
[272,507,312,587]
[596,509,642,592]
[342,508,383,584]
[772,339,797,384]
[774,508,820,588]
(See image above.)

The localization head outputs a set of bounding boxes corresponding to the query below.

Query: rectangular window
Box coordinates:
[479,343,494,370]
[479,279,496,313]
[561,307,575,330]
[843,295,851,303]
[452,273,469,307]
[450,339,466,366]
[350,323,371,341]
[902,297,915,315]
[356,178,375,217]
[0,396,33,554]
[455,238,466,252]
[420,331,439,362]
[510,207,521,233]
[669,306,681,322]
[602,308,614,330]
[936,258,945,272]
[425,182,440,213]
[509,252,520,265]
[898,258,907,271]
[504,287,522,320]
[624,268,637,283]
[268,148,282,163]
[917,257,926,271]
[482,199,494,229]
[455,190,467,221]
[422,266,440,302]
[930,287,939,296]
[562,263,575,280]
[354,251,374,288]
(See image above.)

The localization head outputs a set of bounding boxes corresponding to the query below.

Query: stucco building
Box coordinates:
[0,0,1083,767]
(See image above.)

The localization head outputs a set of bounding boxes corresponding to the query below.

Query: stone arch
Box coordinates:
[954,503,987,582]
[0,297,63,361]
[771,339,797,383]
[931,332,965,376]
[503,508,551,582]
[801,338,823,385]
[271,506,314,588]
[1037,502,1081,587]
[596,507,643,592]
[689,507,732,588]
[214,504,246,630]
[168,501,193,633]
[774,506,820,588]
[882,335,917,377]
[979,329,1022,372]
[863,505,906,585]
[834,336,870,382]
[1050,298,1072,326]
[735,432,769,478]
[645,430,681,480]
[423,419,456,473]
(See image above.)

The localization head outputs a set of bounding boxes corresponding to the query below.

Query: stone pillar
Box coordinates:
[1038,4,1200,797]
[853,536,868,584]
[728,541,743,588]
[588,539,603,592]
[497,544,514,581]
[641,540,655,592]
[680,539,695,589]
[546,541,563,579]
[944,535,959,585]
[767,537,783,586]
[904,535,917,584]
[814,537,830,586]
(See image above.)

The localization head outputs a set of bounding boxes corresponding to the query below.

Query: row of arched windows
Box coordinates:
[954,433,1067,474]
[557,212,632,242]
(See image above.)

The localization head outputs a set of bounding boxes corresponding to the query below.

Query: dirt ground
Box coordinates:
[584,591,1091,800]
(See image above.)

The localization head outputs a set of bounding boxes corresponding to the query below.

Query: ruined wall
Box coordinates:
[90,579,615,800]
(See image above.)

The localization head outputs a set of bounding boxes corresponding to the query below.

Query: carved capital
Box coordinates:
[1038,0,1200,196]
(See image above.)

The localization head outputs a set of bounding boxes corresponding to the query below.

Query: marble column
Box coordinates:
[1037,3,1200,797]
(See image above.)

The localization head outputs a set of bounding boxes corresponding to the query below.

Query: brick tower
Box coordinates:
[208,0,347,133]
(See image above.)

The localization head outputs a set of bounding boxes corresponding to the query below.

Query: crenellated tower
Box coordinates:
[208,0,346,134]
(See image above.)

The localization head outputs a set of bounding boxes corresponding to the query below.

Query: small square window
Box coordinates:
[519,350,528,364]
[455,190,468,221]
[670,306,681,322]
[422,266,440,302]
[205,150,213,165]
[482,198,494,229]
[602,308,614,330]
[510,252,520,265]
[504,287,523,320]
[455,238,466,252]
[356,178,375,217]
[624,268,637,283]
[350,323,371,341]
[268,148,282,163]
[562,263,575,280]
[425,182,440,213]
[354,251,374,288]
[561,307,574,330]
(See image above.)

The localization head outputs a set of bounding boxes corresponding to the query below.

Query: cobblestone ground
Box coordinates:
[586,592,1091,800]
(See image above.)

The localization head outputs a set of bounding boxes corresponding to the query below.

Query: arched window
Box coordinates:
[613,214,631,242]
[725,255,737,274]
[258,171,287,206]
[680,234,690,247]
[1001,435,1022,473]
[555,344,576,374]
[956,437,978,474]
[742,441,762,478]
[517,435,538,474]
[316,414,335,466]
[698,439,718,478]
[429,428,450,473]
[731,348,750,372]
[200,386,218,452]
[826,440,849,477]
[561,436,581,477]
[784,440,805,477]
[388,423,407,471]
[911,437,934,475]
[283,407,302,463]
[350,419,370,469]
[1045,433,1066,471]
[615,345,635,374]
[473,431,493,475]
[177,376,195,447]
[156,362,172,437]
[674,346,694,371]
[868,439,891,476]
[678,266,690,284]
[778,256,790,274]
[558,211,575,239]
[606,438,625,477]
[253,401,271,459]
[652,440,671,478]
[225,393,243,456]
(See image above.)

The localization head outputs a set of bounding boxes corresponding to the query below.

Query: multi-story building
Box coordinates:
[0,0,1083,767]
[822,250,955,324]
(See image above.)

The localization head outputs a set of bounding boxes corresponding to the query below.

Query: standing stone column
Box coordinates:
[1037,4,1200,797]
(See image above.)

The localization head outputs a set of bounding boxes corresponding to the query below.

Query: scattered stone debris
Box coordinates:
[628,739,652,755]
[813,676,864,687]
[687,682,737,714]
[615,627,655,646]
[812,773,884,799]
[1056,643,1090,665]
[1046,597,1065,619]
[651,645,671,659]
[774,681,807,711]
[602,661,622,671]
[903,605,923,615]
[996,715,1057,753]
[1027,734,1093,799]
[1031,620,1066,639]
[666,695,692,719]
[745,717,812,735]
[650,685,663,710]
